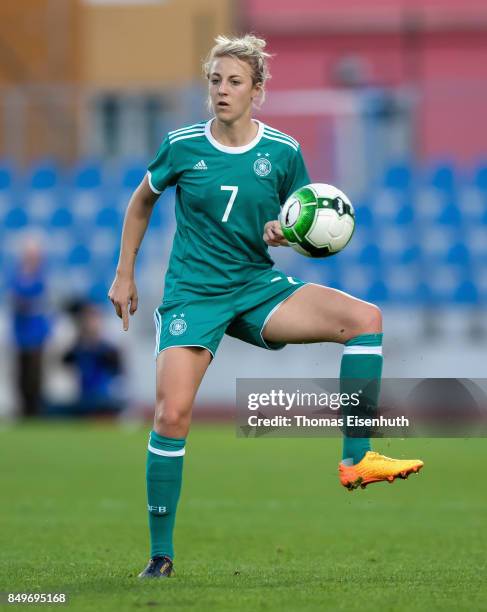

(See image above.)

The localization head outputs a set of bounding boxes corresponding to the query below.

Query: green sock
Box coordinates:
[340,333,383,465]
[146,431,185,560]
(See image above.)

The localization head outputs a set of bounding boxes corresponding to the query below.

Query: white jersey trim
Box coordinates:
[168,122,206,136]
[155,344,215,360]
[167,125,205,140]
[262,133,298,151]
[263,125,299,147]
[169,132,205,145]
[168,128,205,141]
[205,118,264,154]
[153,309,162,356]
[147,171,162,194]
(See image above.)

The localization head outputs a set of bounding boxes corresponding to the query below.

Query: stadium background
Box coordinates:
[1,2,487,609]
[1,0,487,413]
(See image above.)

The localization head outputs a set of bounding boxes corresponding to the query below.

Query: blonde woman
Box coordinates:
[109,34,423,578]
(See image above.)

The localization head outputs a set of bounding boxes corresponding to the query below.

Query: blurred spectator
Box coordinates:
[8,235,52,418]
[47,301,126,417]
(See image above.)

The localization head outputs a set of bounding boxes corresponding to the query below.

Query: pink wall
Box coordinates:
[246,0,487,24]
[244,1,487,163]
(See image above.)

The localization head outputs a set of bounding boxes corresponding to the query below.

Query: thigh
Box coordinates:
[262,283,381,345]
[226,270,307,350]
[154,346,212,437]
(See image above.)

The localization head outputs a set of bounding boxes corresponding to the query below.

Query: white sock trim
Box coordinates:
[148,443,185,457]
[343,345,382,355]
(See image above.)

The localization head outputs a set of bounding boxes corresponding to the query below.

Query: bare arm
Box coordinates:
[108,175,159,330]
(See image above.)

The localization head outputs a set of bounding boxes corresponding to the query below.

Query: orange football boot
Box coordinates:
[339,451,424,491]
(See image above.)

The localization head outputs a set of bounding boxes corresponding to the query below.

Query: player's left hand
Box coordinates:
[263,220,289,247]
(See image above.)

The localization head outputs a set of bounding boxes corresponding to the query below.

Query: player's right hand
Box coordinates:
[108,273,138,331]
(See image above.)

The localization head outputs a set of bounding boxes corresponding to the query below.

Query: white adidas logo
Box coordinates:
[193,160,208,170]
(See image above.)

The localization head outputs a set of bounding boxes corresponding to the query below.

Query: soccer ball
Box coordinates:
[279,183,355,258]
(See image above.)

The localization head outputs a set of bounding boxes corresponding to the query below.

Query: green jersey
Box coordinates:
[147,118,310,300]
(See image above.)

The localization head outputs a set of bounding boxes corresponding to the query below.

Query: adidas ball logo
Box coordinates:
[193,159,208,170]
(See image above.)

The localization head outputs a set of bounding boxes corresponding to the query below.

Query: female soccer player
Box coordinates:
[109,34,423,578]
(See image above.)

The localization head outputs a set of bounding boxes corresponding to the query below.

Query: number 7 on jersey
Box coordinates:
[220,186,238,222]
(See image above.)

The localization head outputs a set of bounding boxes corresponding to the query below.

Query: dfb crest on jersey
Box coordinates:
[169,314,187,336]
[253,157,272,177]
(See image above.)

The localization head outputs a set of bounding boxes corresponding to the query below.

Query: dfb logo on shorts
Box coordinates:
[169,314,187,336]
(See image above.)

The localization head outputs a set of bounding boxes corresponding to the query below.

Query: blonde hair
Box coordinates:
[203,34,272,107]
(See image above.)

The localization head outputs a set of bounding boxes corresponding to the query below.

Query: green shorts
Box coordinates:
[154,269,307,358]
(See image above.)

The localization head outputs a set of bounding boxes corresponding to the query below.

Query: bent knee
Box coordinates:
[343,303,382,342]
[361,303,382,334]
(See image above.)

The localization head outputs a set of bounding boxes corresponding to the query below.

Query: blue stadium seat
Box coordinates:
[89,280,110,304]
[358,244,381,266]
[159,188,175,205]
[4,207,28,229]
[425,161,457,193]
[436,203,462,227]
[110,247,123,268]
[121,161,147,190]
[95,206,121,228]
[365,279,389,303]
[453,278,479,304]
[3,158,482,310]
[50,207,73,228]
[0,161,14,190]
[394,204,414,226]
[382,163,412,191]
[27,160,60,190]
[153,188,176,225]
[148,205,164,228]
[472,162,487,191]
[68,244,91,266]
[446,243,470,267]
[354,205,374,228]
[72,161,102,189]
[398,244,421,265]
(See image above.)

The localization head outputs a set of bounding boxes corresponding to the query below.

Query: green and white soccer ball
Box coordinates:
[279,183,355,258]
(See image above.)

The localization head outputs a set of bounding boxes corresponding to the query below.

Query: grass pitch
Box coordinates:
[0,422,486,611]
